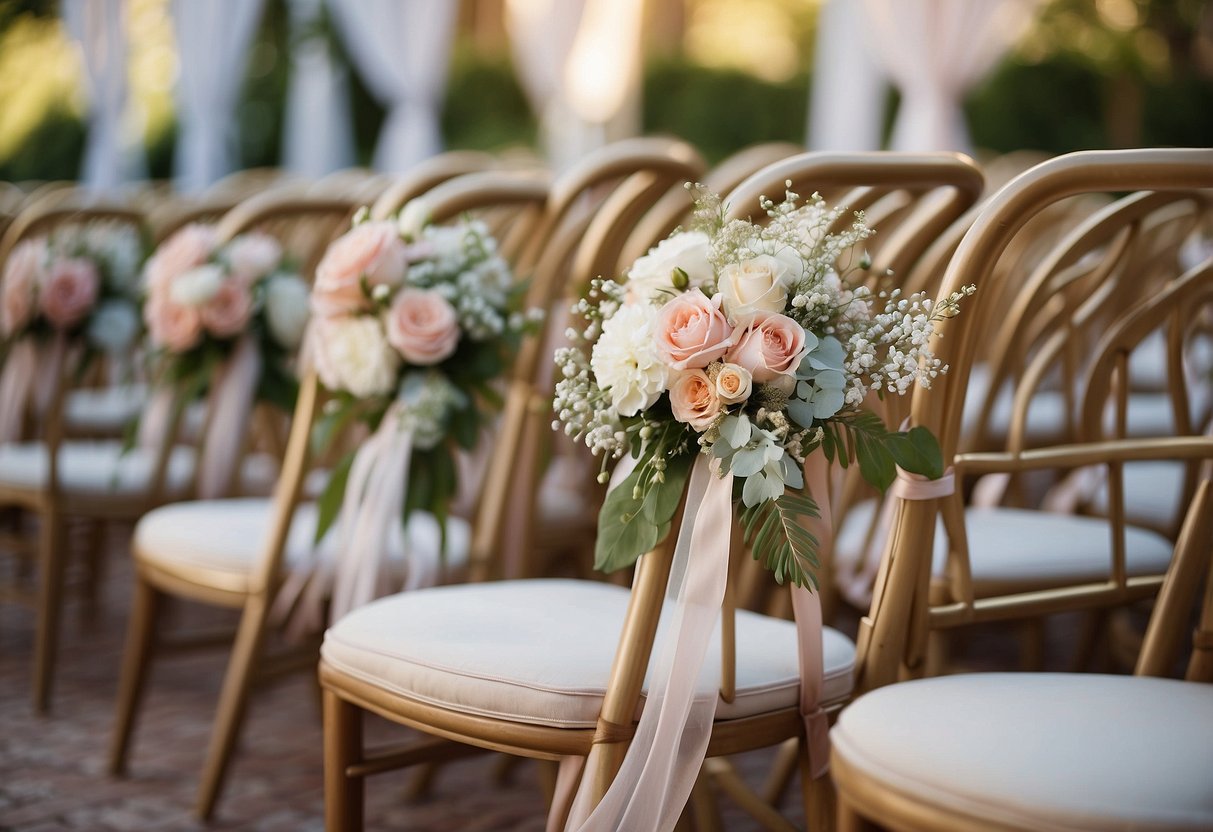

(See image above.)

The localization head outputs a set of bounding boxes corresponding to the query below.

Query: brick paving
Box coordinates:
[1,526,802,832]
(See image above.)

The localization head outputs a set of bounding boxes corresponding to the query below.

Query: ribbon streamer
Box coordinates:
[0,338,38,443]
[197,335,263,499]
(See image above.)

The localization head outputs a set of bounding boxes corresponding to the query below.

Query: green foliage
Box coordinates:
[820,411,943,492]
[594,452,693,574]
[739,488,820,589]
[314,450,354,543]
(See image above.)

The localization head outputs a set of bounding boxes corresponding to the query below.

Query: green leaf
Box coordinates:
[739,487,821,589]
[887,426,945,480]
[450,403,481,450]
[314,452,354,543]
[639,453,693,525]
[594,465,659,574]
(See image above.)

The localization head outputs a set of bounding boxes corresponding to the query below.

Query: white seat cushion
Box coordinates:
[134,497,469,584]
[836,502,1174,599]
[1089,461,1190,530]
[321,579,855,729]
[833,673,1213,831]
[0,440,278,501]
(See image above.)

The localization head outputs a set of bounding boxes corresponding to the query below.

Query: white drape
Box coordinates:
[62,0,144,190]
[282,0,355,177]
[326,0,458,173]
[861,0,1038,152]
[807,0,885,151]
[505,0,645,171]
[171,0,266,192]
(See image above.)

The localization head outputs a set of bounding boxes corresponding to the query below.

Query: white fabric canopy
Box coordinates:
[326,0,458,173]
[861,0,1038,153]
[282,0,355,177]
[505,0,644,170]
[62,0,144,190]
[171,0,266,192]
[807,0,886,151]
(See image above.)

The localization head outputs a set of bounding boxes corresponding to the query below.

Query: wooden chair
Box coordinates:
[845,148,1213,696]
[0,200,164,713]
[834,467,1213,832]
[312,152,990,832]
[106,177,550,821]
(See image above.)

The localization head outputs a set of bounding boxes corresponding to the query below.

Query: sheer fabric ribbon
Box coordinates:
[0,335,71,444]
[196,335,262,499]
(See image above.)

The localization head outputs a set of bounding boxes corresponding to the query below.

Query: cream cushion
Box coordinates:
[833,673,1213,831]
[835,502,1174,600]
[322,579,856,729]
[0,440,277,501]
[1089,461,1190,530]
[134,498,469,591]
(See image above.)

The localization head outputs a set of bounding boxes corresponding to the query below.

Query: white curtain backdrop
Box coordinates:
[282,0,355,177]
[808,0,885,151]
[171,0,266,192]
[62,0,144,190]
[326,0,458,173]
[505,0,645,170]
[861,0,1038,153]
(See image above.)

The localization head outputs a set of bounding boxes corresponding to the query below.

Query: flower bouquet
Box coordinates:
[303,206,538,614]
[554,185,973,587]
[140,224,310,497]
[0,223,146,441]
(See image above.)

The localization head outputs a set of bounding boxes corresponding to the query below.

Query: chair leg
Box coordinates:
[108,577,162,775]
[194,600,271,821]
[80,518,108,623]
[323,688,364,832]
[799,741,836,832]
[837,800,881,832]
[32,507,66,713]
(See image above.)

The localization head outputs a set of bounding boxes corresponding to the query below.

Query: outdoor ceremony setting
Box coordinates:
[0,0,1211,830]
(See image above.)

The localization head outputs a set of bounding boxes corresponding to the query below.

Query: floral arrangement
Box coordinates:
[142,223,310,411]
[553,185,973,587]
[307,205,539,541]
[0,223,145,355]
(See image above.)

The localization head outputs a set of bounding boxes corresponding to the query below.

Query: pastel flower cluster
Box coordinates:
[308,202,536,448]
[554,184,971,580]
[0,223,144,353]
[144,224,307,355]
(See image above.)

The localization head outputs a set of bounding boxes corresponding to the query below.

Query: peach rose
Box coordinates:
[386,289,460,365]
[669,369,722,431]
[200,279,254,338]
[312,221,407,317]
[653,289,735,370]
[225,233,282,283]
[41,258,100,329]
[726,312,807,383]
[714,362,753,404]
[145,224,217,295]
[145,295,203,352]
[1,238,46,336]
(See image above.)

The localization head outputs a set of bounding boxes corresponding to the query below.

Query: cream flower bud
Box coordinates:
[714,362,753,404]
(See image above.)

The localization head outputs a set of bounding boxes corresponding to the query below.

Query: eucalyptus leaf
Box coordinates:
[594,467,658,573]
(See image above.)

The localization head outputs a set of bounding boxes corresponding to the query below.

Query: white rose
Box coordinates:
[86,299,140,353]
[590,301,669,417]
[626,231,714,303]
[226,233,283,281]
[265,274,311,349]
[169,264,225,307]
[312,316,400,398]
[714,362,752,404]
[397,198,431,241]
[719,255,791,325]
[423,225,466,264]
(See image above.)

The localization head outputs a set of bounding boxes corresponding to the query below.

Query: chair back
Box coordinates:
[855,148,1213,694]
[369,151,499,220]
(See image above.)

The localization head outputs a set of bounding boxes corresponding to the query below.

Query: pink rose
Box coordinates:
[668,369,722,431]
[726,312,807,383]
[653,289,735,370]
[225,233,282,284]
[145,295,203,352]
[41,258,100,329]
[312,222,407,317]
[386,289,460,365]
[200,279,254,337]
[1,238,46,336]
[145,224,218,295]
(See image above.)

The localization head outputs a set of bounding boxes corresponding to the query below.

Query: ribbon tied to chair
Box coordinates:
[559,451,839,831]
[0,334,71,444]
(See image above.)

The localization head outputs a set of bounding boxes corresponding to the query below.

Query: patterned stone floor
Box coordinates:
[1,526,810,832]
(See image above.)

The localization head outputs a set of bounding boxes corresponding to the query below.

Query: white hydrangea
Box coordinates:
[589,301,668,417]
[313,316,400,398]
[169,264,225,307]
[626,231,714,303]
